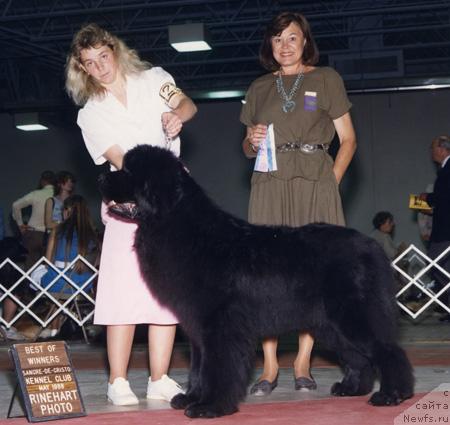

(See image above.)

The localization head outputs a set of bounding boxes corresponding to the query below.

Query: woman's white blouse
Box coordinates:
[77,67,180,168]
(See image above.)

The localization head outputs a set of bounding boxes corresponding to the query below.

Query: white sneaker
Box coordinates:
[2,326,26,341]
[146,374,185,401]
[107,377,139,406]
[38,328,59,339]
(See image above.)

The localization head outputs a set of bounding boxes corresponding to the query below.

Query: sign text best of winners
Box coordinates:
[11,341,85,421]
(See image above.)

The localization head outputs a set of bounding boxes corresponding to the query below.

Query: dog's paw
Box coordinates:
[331,382,348,396]
[369,390,413,406]
[184,403,237,418]
[170,393,189,410]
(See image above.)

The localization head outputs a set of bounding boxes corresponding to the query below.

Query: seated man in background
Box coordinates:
[370,211,406,260]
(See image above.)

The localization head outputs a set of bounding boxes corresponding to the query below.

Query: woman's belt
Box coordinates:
[276,142,330,154]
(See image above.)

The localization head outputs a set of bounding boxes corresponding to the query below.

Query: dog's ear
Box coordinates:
[134,162,186,219]
[135,179,159,217]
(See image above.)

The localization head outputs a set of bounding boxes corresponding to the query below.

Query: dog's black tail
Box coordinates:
[369,342,414,405]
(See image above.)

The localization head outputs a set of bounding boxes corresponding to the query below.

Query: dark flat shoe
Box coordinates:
[249,376,278,396]
[295,376,317,391]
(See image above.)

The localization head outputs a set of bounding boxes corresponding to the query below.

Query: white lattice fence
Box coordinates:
[0,255,97,330]
[1,245,449,328]
[393,244,450,319]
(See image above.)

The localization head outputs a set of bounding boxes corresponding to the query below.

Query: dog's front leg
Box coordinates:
[171,341,202,409]
[183,320,254,418]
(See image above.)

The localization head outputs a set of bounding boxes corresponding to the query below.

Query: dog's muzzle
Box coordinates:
[108,202,139,220]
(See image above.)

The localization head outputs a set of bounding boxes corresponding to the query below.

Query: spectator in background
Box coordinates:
[12,171,56,269]
[44,171,76,232]
[371,211,406,260]
[37,194,99,338]
[420,135,450,322]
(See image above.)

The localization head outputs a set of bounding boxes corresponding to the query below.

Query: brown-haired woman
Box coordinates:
[44,171,76,232]
[241,11,356,395]
[65,23,197,405]
[39,194,99,338]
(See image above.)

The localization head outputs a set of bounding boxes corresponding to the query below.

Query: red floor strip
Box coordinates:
[0,393,430,425]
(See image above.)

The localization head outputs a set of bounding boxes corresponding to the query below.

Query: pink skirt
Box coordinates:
[93,204,178,325]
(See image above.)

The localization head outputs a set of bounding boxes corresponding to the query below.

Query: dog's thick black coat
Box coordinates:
[99,145,414,418]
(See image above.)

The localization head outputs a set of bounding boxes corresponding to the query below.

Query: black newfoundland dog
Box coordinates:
[99,145,414,418]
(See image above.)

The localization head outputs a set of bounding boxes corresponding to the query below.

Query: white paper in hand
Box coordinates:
[254,124,277,172]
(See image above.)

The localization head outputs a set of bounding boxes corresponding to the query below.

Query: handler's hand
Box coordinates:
[161,112,183,138]
[248,124,267,151]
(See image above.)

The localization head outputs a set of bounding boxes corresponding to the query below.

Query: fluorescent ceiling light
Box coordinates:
[171,41,211,52]
[14,112,48,131]
[169,23,212,52]
[16,124,48,131]
[189,89,246,100]
[205,90,244,99]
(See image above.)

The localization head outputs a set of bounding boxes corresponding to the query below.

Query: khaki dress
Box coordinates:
[240,67,351,227]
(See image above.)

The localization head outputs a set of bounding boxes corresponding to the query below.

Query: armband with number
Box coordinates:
[159,82,183,105]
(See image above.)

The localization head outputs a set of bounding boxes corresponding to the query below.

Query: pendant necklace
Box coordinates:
[276,68,304,113]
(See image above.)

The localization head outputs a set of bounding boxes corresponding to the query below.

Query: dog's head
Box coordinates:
[99,145,187,221]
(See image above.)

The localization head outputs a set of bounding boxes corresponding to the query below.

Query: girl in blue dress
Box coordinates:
[39,194,99,337]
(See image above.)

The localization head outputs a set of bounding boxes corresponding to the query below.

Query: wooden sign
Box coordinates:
[10,341,86,422]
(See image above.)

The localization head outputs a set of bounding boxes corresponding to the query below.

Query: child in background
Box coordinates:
[38,194,99,338]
